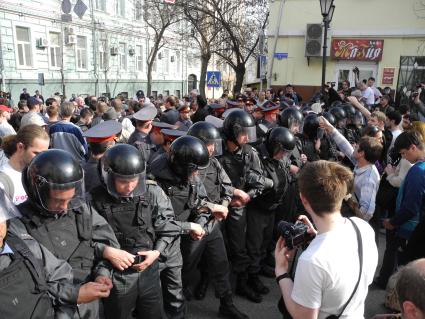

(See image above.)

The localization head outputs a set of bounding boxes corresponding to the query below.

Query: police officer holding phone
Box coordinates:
[89,144,186,319]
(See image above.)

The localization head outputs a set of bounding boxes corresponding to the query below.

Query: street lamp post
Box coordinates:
[320,0,335,96]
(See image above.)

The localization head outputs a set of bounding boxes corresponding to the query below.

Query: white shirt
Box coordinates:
[390,128,402,149]
[361,87,375,105]
[0,162,28,204]
[291,217,378,319]
[0,120,16,137]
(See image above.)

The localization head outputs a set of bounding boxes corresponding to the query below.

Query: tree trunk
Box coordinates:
[147,61,153,97]
[233,63,246,95]
[199,50,211,99]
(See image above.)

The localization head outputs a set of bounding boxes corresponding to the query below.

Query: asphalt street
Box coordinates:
[187,232,391,319]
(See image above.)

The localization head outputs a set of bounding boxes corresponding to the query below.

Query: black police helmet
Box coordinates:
[23,149,84,212]
[265,127,296,157]
[278,107,303,128]
[303,113,320,140]
[169,136,210,179]
[102,144,145,176]
[222,109,256,144]
[100,144,146,198]
[187,121,223,156]
[322,112,336,126]
[330,100,343,108]
[341,103,356,120]
[329,107,347,121]
[187,121,221,143]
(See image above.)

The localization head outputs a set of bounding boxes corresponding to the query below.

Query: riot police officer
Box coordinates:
[150,136,227,318]
[219,109,271,303]
[89,144,186,319]
[187,122,249,318]
[246,127,294,294]
[299,113,321,162]
[278,107,305,169]
[15,149,123,319]
[1,187,77,318]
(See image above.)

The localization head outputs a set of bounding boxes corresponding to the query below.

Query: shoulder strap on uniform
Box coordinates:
[6,232,48,292]
[75,208,93,242]
[145,179,157,186]
[0,171,14,201]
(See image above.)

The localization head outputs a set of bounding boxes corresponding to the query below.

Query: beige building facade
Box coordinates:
[267,0,425,100]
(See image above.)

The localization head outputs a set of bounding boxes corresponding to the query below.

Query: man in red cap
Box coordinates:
[0,105,16,137]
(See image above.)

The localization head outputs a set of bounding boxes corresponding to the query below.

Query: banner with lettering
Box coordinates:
[331,39,384,61]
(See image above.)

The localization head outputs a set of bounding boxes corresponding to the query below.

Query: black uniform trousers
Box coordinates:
[246,206,275,274]
[103,261,162,319]
[181,222,231,298]
[159,240,185,319]
[225,206,251,274]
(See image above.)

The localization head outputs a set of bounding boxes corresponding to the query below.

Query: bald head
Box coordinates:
[396,258,425,318]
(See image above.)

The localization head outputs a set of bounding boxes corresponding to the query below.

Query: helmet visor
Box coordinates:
[288,116,303,133]
[206,139,223,157]
[238,126,257,143]
[0,188,21,223]
[34,177,86,213]
[102,170,146,198]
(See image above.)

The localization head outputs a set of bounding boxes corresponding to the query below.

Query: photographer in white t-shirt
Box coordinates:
[275,160,378,319]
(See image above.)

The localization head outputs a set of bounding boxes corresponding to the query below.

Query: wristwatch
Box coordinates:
[275,273,291,284]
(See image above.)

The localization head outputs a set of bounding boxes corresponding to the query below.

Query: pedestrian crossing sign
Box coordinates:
[207,71,221,88]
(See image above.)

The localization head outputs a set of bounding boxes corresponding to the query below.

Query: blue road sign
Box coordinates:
[206,71,221,88]
[274,52,288,60]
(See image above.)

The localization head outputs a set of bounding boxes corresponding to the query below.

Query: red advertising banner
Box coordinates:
[382,67,395,85]
[331,39,384,61]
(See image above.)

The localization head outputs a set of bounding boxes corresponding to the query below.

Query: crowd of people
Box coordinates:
[0,78,424,319]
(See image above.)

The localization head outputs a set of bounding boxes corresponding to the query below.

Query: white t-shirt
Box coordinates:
[0,162,28,204]
[362,87,375,105]
[291,217,378,319]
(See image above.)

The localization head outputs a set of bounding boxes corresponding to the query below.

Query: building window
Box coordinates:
[116,0,125,17]
[95,0,106,11]
[76,36,87,70]
[136,45,143,72]
[99,39,107,70]
[175,90,181,98]
[164,90,170,97]
[164,49,170,74]
[135,0,142,20]
[49,32,61,68]
[16,26,33,67]
[152,90,158,99]
[119,42,127,70]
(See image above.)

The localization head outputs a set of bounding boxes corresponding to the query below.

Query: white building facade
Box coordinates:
[0,0,201,100]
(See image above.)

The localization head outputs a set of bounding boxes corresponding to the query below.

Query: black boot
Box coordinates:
[219,293,249,319]
[194,274,209,300]
[248,273,270,295]
[235,273,262,303]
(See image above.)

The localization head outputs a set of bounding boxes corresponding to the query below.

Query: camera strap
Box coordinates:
[327,218,363,319]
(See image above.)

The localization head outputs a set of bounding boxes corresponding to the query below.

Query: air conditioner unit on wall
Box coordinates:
[65,35,77,46]
[66,27,75,35]
[110,47,119,56]
[305,23,323,57]
[36,37,49,49]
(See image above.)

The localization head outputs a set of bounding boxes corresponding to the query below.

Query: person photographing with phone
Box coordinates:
[275,160,378,319]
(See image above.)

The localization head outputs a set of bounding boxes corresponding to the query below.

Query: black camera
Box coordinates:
[277,220,311,250]
[132,255,146,265]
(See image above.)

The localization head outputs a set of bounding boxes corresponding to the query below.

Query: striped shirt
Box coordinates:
[331,129,380,221]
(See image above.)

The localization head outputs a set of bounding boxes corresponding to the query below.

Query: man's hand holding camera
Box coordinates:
[274,215,317,276]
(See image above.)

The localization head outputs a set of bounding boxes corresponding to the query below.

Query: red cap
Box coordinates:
[0,105,12,112]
